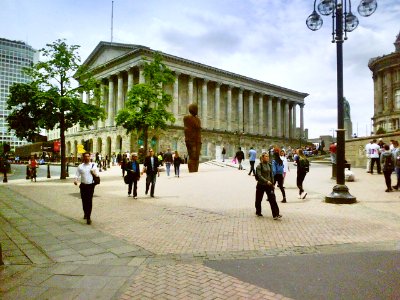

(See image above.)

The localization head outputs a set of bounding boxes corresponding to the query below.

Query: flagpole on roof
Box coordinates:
[111,1,114,43]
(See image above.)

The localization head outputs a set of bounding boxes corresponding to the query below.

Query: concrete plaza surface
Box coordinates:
[0,160,399,299]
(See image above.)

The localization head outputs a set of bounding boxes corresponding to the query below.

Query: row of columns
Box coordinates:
[82,66,305,139]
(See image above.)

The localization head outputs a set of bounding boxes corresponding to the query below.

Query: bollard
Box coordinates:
[47,163,51,178]
[26,165,30,179]
[331,163,337,179]
[66,163,69,177]
[3,169,7,183]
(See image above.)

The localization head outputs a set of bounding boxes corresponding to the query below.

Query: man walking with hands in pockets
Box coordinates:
[255,153,281,220]
[74,152,99,225]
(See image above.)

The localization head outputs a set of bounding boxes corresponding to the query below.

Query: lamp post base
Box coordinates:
[325,184,356,204]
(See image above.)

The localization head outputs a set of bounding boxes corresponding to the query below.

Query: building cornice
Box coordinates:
[83,42,308,100]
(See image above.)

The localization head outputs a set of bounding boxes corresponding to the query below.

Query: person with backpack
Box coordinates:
[272,151,286,203]
[392,141,400,190]
[381,144,394,192]
[255,153,281,219]
[295,149,309,199]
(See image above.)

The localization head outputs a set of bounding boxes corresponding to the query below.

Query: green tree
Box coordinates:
[7,39,106,179]
[116,52,175,154]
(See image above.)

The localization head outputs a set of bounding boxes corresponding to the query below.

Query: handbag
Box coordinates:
[124,174,130,184]
[92,164,100,185]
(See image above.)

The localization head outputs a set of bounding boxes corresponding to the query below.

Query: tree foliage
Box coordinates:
[7,39,106,179]
[115,52,175,153]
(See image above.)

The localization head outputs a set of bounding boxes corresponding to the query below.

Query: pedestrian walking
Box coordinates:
[28,155,38,182]
[235,147,245,170]
[74,152,99,225]
[173,150,182,177]
[248,147,257,176]
[272,152,286,203]
[381,144,394,192]
[280,149,289,185]
[295,149,309,199]
[142,148,160,197]
[255,153,281,220]
[221,146,226,162]
[163,148,173,176]
[121,153,128,177]
[125,152,141,198]
[392,141,400,190]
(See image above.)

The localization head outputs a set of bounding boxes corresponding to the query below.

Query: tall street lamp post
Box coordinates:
[306,0,377,204]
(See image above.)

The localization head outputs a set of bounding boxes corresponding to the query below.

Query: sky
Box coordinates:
[1,0,399,138]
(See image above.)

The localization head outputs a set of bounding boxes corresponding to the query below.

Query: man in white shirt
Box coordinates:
[74,152,99,224]
[365,140,372,173]
[369,139,381,174]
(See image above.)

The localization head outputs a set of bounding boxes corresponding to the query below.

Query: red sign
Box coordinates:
[53,141,61,152]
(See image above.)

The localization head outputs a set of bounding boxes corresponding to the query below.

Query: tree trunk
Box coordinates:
[60,113,66,179]
[143,127,148,155]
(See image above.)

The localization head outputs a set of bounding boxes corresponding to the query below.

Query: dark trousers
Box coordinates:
[238,159,243,170]
[297,171,307,195]
[255,184,279,217]
[80,183,95,219]
[128,179,138,196]
[145,173,157,196]
[383,170,392,190]
[370,157,381,173]
[248,161,256,175]
[274,174,286,198]
[174,164,180,176]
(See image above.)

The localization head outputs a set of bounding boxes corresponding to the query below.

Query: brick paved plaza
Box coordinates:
[1,160,399,299]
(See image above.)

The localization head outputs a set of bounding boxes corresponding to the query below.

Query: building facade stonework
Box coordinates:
[55,42,308,160]
[368,31,400,134]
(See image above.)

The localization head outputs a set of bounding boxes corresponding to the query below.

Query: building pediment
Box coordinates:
[82,41,149,71]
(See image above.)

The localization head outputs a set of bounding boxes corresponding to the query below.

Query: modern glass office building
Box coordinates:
[0,38,38,150]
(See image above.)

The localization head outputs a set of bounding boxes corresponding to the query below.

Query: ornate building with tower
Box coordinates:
[48,41,308,160]
[368,31,400,133]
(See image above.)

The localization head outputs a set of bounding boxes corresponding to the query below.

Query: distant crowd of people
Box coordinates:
[364,138,400,192]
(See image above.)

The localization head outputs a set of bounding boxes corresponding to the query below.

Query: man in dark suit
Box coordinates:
[142,148,159,197]
[125,152,141,199]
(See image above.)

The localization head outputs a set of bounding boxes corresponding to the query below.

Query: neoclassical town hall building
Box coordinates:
[50,41,308,160]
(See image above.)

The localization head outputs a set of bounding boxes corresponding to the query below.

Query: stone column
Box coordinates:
[387,70,393,111]
[377,74,383,113]
[117,72,123,113]
[238,88,243,132]
[284,100,290,138]
[248,91,254,134]
[188,75,193,104]
[215,82,221,130]
[202,79,208,128]
[108,76,115,127]
[300,104,304,137]
[267,95,273,136]
[139,65,145,84]
[127,68,134,91]
[98,83,106,128]
[227,85,232,131]
[292,103,297,139]
[173,72,180,117]
[276,98,282,137]
[258,94,264,135]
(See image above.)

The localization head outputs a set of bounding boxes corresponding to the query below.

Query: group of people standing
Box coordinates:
[365,138,400,192]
